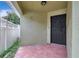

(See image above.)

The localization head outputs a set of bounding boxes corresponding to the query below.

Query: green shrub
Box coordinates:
[3,12,20,24]
[0,39,20,58]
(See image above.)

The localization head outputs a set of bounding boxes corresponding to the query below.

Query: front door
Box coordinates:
[51,14,66,45]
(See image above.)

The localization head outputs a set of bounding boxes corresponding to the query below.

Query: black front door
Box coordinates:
[51,14,66,45]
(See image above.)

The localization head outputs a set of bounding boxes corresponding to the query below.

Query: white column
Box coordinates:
[72,1,79,58]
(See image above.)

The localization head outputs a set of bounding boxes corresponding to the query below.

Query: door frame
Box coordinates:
[47,8,67,43]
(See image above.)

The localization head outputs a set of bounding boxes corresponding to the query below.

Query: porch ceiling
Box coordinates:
[17,1,67,14]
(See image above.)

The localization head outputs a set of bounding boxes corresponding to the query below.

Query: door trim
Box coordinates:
[47,8,67,43]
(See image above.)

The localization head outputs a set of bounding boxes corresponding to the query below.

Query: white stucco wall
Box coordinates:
[72,1,79,58]
[20,12,47,45]
[67,2,72,57]
[67,1,79,58]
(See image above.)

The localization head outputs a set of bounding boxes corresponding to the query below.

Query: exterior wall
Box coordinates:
[67,2,72,57]
[72,1,79,58]
[67,1,79,58]
[20,12,47,45]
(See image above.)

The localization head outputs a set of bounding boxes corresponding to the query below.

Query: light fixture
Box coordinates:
[41,1,47,6]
